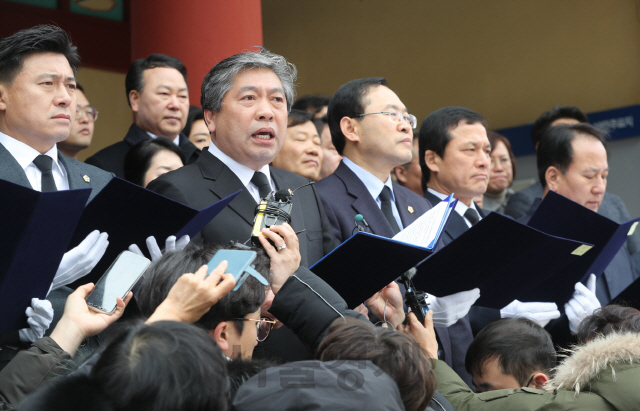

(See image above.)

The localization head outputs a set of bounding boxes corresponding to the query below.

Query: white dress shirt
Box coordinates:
[146,131,180,146]
[427,188,481,228]
[207,141,275,203]
[0,131,69,191]
[343,157,404,230]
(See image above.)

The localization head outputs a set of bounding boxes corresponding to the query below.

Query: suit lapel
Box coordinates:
[58,153,89,190]
[199,150,256,226]
[271,168,309,266]
[335,162,395,238]
[394,183,420,227]
[0,143,32,188]
[424,190,470,244]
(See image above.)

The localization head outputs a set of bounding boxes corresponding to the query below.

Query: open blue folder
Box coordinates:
[68,177,241,285]
[0,179,90,333]
[310,195,457,308]
[518,190,640,305]
[412,212,593,309]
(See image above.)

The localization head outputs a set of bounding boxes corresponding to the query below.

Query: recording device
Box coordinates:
[86,251,151,314]
[206,249,268,292]
[353,214,370,234]
[399,267,430,325]
[251,182,314,248]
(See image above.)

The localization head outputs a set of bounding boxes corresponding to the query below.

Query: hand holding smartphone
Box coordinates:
[206,250,268,291]
[86,251,151,314]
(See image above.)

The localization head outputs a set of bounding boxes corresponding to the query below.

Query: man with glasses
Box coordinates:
[316,77,430,243]
[58,84,97,159]
[315,78,478,387]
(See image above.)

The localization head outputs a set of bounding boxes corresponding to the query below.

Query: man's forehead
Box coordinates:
[231,67,283,89]
[142,66,187,86]
[447,121,489,143]
[20,52,74,78]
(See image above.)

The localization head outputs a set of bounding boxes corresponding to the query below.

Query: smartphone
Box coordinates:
[86,251,151,314]
[206,250,258,292]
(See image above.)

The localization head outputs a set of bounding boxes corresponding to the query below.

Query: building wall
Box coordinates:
[262,0,640,217]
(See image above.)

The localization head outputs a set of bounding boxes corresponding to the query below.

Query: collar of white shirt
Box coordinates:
[427,187,480,227]
[342,157,395,204]
[0,131,68,190]
[146,131,180,146]
[207,140,273,202]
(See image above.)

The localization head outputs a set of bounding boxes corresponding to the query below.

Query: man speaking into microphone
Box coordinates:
[147,48,337,268]
[315,78,477,386]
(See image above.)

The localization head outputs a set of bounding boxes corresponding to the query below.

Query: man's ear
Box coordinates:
[545,166,560,191]
[530,373,549,389]
[0,84,8,111]
[424,150,440,173]
[394,166,408,184]
[204,109,216,134]
[340,116,360,144]
[210,322,229,352]
[129,90,140,113]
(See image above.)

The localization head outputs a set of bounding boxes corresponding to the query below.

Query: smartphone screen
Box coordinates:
[86,251,151,314]
[207,250,257,291]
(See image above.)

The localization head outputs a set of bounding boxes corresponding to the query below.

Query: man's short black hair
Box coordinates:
[125,53,188,107]
[327,77,387,155]
[0,24,80,85]
[288,109,314,128]
[292,95,330,114]
[576,305,640,343]
[536,123,607,188]
[138,243,269,333]
[418,106,487,190]
[465,317,556,388]
[531,105,589,147]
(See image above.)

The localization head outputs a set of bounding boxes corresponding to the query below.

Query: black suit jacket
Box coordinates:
[147,149,338,268]
[316,161,434,242]
[316,163,474,387]
[85,123,200,179]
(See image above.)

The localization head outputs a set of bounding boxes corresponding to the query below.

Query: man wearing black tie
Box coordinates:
[315,80,477,387]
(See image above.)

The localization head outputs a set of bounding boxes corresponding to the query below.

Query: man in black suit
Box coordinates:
[0,25,114,364]
[147,47,337,363]
[86,54,199,177]
[419,107,562,338]
[315,79,477,386]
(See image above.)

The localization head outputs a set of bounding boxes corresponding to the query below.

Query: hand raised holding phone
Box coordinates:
[147,261,236,324]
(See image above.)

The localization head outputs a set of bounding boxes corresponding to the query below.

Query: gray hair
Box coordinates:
[201,47,297,112]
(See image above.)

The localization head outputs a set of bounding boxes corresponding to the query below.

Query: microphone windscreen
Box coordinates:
[355,214,364,223]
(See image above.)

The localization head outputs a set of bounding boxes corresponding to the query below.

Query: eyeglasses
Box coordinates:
[76,106,99,122]
[356,110,417,128]
[232,317,276,342]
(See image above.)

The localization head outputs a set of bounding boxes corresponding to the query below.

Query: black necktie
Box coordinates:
[251,171,271,199]
[464,208,480,226]
[379,186,400,234]
[32,155,58,192]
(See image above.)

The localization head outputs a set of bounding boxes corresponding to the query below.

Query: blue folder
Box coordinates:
[310,195,457,308]
[518,190,640,305]
[0,179,90,333]
[68,177,241,285]
[412,212,593,309]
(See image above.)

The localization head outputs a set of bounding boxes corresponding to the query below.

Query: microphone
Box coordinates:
[399,267,430,325]
[353,214,370,233]
[251,182,315,248]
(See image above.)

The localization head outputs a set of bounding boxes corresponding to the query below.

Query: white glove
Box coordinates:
[500,299,561,327]
[565,274,600,334]
[50,230,109,293]
[426,288,480,327]
[18,298,54,343]
[129,235,190,262]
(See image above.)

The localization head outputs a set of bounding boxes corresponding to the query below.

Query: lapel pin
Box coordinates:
[408,206,414,213]
[83,175,90,183]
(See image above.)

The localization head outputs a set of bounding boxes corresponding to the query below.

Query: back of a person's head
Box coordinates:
[465,317,556,387]
[138,243,268,331]
[19,321,229,411]
[531,105,589,147]
[316,318,434,411]
[577,305,640,343]
[292,94,330,113]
